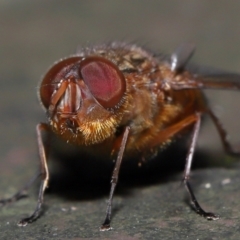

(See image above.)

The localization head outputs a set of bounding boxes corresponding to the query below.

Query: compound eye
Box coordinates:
[39,57,81,109]
[79,56,126,108]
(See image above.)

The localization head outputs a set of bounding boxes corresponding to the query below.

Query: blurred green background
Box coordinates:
[1,1,240,239]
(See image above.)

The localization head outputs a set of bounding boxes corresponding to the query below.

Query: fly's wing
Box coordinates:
[192,72,240,90]
[170,43,195,73]
[169,43,240,91]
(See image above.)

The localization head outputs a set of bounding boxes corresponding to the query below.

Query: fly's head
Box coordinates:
[39,56,127,145]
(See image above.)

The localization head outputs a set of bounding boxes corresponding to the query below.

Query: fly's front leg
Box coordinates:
[183,112,218,220]
[100,126,130,231]
[18,123,50,226]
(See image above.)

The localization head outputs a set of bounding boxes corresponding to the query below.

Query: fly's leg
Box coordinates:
[146,113,218,219]
[208,109,240,156]
[100,126,130,231]
[183,112,218,220]
[0,172,41,205]
[18,123,50,226]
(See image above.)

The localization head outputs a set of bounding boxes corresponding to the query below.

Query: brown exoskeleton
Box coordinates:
[1,42,240,230]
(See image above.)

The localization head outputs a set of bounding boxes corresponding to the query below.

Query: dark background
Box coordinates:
[1,1,240,239]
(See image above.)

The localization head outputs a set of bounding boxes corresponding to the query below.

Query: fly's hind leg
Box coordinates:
[208,109,240,156]
[0,172,41,205]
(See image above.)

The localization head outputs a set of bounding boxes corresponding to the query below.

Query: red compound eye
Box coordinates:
[79,56,126,108]
[40,57,81,109]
